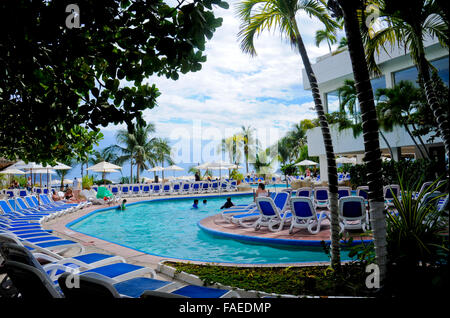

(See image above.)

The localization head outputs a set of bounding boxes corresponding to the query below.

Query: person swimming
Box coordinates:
[192,199,199,209]
[203,199,207,205]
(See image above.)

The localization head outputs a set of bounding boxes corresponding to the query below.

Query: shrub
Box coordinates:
[82,175,94,189]
[349,158,445,187]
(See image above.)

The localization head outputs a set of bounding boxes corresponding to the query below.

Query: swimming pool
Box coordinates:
[68,195,350,264]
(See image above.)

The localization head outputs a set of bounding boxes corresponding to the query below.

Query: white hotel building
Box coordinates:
[302,38,449,181]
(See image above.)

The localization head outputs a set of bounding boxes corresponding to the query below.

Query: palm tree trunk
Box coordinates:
[337,0,387,283]
[410,122,431,159]
[293,22,341,269]
[416,54,450,160]
[379,131,394,158]
[137,163,141,183]
[404,124,428,159]
[130,161,133,184]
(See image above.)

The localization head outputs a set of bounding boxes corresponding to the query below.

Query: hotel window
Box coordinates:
[430,56,449,86]
[371,75,386,103]
[326,90,340,113]
[394,65,419,86]
[393,56,449,86]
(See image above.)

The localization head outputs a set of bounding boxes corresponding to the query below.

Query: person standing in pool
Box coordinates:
[192,199,199,209]
[203,199,207,205]
[118,199,127,210]
[220,197,234,209]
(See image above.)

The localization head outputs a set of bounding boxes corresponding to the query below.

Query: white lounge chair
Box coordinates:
[252,196,292,232]
[338,196,369,234]
[288,197,327,234]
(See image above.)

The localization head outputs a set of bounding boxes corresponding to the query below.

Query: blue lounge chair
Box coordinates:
[356,186,369,201]
[0,241,155,285]
[288,197,327,234]
[58,271,239,298]
[180,182,191,194]
[297,187,312,198]
[314,187,329,209]
[338,187,352,199]
[231,192,290,227]
[152,183,161,195]
[161,184,172,195]
[0,243,156,298]
[172,183,180,194]
[2,199,51,221]
[251,196,292,232]
[131,185,141,197]
[0,232,85,257]
[338,196,369,234]
[384,184,400,209]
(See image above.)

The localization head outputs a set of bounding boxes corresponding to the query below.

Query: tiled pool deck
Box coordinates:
[42,191,372,276]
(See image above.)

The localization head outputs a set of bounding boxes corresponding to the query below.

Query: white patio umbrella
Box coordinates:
[148,166,164,181]
[295,160,318,166]
[87,161,122,184]
[51,179,73,185]
[148,166,164,172]
[0,168,26,175]
[197,161,234,192]
[33,168,57,188]
[11,161,45,187]
[0,168,26,186]
[87,161,122,172]
[163,164,184,178]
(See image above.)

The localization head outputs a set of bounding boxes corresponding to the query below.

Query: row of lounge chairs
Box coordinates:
[92,180,239,198]
[0,195,239,298]
[222,181,449,234]
[222,191,369,234]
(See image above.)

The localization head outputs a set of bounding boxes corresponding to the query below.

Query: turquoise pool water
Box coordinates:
[69,195,350,264]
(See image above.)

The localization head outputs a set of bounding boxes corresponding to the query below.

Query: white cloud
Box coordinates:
[105,0,332,160]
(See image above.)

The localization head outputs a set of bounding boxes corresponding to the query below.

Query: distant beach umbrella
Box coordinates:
[295,160,318,166]
[335,157,356,164]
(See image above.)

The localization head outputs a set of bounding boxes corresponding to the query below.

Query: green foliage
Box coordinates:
[280,163,297,176]
[82,175,94,189]
[413,70,450,143]
[0,0,224,164]
[386,178,448,267]
[230,169,244,181]
[383,177,449,296]
[166,262,371,296]
[349,158,444,187]
[93,179,112,185]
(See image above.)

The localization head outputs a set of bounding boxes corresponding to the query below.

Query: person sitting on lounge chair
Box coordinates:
[255,183,269,197]
[52,190,61,201]
[64,188,80,203]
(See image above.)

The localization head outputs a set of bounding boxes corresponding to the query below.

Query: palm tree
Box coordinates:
[218,134,243,166]
[376,81,431,159]
[105,122,157,183]
[240,125,259,174]
[152,137,174,180]
[328,0,388,284]
[237,0,342,268]
[315,28,338,52]
[337,79,394,157]
[55,158,74,190]
[89,148,119,181]
[363,0,449,163]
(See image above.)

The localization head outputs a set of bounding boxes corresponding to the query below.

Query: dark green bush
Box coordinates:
[349,158,445,188]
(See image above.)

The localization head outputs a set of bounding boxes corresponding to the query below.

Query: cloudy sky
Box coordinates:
[98,0,344,167]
